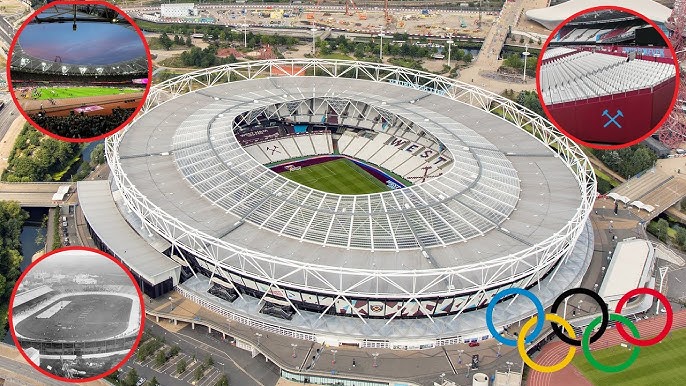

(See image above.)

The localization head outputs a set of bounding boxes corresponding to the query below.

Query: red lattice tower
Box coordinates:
[660,2,686,148]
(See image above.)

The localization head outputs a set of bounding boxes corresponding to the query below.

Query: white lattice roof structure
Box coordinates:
[9,44,148,76]
[105,60,595,328]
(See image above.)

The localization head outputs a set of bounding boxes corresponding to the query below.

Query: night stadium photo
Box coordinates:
[7,1,151,141]
[9,248,143,381]
[536,6,679,148]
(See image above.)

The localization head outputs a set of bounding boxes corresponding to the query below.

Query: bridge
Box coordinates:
[0,182,74,207]
[609,166,686,222]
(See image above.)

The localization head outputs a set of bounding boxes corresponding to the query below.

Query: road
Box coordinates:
[124,319,280,386]
[0,182,72,207]
[0,101,18,141]
[0,15,14,46]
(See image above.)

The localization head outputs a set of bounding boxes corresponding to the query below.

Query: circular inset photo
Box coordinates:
[536,6,679,149]
[7,1,152,142]
[9,247,144,382]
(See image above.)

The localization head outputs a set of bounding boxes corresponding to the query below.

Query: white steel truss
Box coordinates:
[106,60,596,309]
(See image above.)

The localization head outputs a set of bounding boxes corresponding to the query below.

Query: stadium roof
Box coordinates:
[9,44,148,76]
[114,76,583,294]
[13,285,52,307]
[77,180,181,286]
[598,238,653,308]
[526,0,672,30]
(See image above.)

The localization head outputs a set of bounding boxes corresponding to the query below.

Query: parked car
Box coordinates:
[468,341,480,347]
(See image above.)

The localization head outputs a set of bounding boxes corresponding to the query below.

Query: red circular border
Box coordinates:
[535,6,680,150]
[614,287,673,346]
[8,246,146,383]
[5,0,153,143]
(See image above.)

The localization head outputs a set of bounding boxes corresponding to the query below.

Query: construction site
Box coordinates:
[134,2,499,39]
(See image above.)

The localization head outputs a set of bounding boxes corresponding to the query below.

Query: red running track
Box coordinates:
[526,310,686,386]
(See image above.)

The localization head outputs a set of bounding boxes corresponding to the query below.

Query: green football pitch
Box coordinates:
[571,327,686,386]
[34,87,141,100]
[280,158,390,194]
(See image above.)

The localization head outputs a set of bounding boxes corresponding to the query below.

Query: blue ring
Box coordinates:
[485,287,546,346]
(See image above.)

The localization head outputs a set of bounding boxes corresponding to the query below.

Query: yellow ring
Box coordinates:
[516,313,577,373]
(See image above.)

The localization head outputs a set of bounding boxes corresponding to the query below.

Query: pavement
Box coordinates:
[120,319,280,386]
[458,0,539,94]
[145,292,531,386]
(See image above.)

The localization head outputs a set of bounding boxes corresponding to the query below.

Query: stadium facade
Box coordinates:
[80,60,596,347]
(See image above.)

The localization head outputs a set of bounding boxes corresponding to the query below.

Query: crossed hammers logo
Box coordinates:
[602,109,624,128]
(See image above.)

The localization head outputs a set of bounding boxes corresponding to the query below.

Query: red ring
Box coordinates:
[614,287,673,346]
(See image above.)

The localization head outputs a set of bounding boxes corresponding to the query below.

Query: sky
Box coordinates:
[18,19,146,65]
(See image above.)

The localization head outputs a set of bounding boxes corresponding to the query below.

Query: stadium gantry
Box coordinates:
[95,59,596,346]
[9,43,148,77]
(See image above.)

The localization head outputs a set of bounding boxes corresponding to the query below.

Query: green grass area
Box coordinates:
[34,87,140,100]
[280,158,390,195]
[572,328,686,386]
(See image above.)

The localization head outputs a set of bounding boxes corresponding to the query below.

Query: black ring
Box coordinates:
[550,287,609,346]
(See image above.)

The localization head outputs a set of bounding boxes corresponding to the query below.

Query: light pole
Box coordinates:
[291,343,298,358]
[506,361,514,383]
[331,349,337,365]
[496,342,503,358]
[311,27,317,56]
[378,31,385,61]
[372,352,379,368]
[255,332,262,346]
[446,38,454,67]
[242,23,248,48]
[465,363,472,378]
[168,296,174,312]
[457,349,464,364]
[522,44,530,82]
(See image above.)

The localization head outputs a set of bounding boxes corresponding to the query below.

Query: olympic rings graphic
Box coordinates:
[485,286,673,373]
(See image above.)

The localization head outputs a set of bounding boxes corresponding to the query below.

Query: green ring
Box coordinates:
[582,313,641,373]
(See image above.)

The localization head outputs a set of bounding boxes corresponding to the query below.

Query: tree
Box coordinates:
[656,218,670,242]
[90,143,105,166]
[205,356,214,367]
[463,52,473,62]
[675,225,686,249]
[147,377,160,386]
[159,32,173,50]
[169,345,180,358]
[516,90,544,116]
[681,198,686,212]
[155,350,167,366]
[194,364,206,381]
[186,36,192,46]
[123,368,138,386]
[177,358,187,374]
[215,374,229,386]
